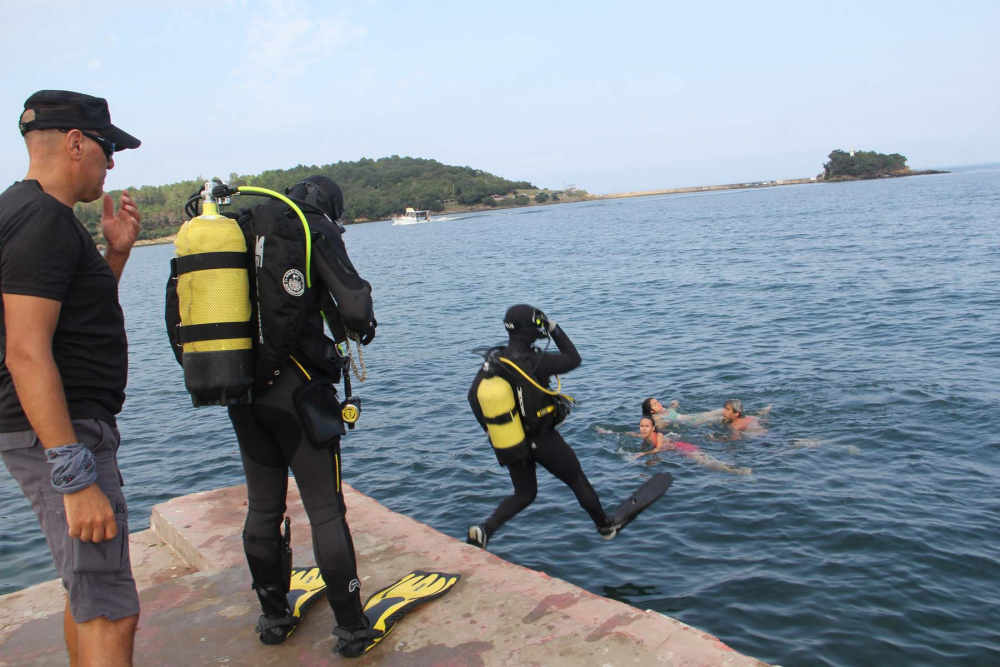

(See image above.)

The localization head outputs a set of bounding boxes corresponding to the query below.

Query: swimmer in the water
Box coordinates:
[641,397,723,429]
[709,399,770,440]
[630,416,751,476]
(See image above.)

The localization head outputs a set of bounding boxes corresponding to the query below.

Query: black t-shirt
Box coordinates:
[0,180,127,431]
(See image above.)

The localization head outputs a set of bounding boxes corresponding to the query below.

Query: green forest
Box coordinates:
[822,149,908,180]
[74,156,535,242]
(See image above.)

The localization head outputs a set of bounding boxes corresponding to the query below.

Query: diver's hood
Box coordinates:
[287,175,345,221]
[504,303,545,342]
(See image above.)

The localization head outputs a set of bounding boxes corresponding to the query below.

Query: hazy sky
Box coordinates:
[3,0,997,194]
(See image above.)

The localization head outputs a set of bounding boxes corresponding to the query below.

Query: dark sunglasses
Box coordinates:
[59,128,116,160]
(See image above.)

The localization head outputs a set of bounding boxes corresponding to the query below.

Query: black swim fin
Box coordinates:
[600,472,673,540]
[333,570,461,657]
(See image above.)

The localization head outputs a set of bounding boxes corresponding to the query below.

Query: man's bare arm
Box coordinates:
[3,293,117,543]
[3,293,75,445]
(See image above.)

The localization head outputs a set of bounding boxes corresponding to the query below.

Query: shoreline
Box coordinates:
[123,169,950,246]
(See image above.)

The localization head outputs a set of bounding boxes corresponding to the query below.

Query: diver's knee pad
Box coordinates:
[243,516,292,616]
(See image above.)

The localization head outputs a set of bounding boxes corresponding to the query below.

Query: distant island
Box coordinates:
[75,156,592,244]
[821,149,947,181]
[76,150,949,246]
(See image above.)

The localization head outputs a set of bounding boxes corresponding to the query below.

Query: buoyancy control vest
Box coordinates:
[166,184,371,406]
[469,348,574,465]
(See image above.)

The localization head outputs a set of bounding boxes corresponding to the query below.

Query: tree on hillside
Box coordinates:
[73,156,536,237]
[823,150,908,179]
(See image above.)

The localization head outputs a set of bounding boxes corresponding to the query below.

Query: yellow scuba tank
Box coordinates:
[476,373,529,465]
[173,182,254,406]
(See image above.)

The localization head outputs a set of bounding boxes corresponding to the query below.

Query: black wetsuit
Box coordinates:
[470,326,610,539]
[227,210,374,633]
[229,355,363,627]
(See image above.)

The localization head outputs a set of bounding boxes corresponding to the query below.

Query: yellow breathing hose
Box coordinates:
[497,356,574,402]
[237,186,312,288]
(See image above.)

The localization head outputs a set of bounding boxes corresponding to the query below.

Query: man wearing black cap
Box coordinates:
[0,91,141,666]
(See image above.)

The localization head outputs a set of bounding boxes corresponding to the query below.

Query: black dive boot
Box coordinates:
[332,615,381,658]
[247,517,296,645]
[254,583,296,645]
[466,523,489,550]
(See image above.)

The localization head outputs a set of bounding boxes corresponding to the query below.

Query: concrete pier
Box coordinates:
[1,482,770,666]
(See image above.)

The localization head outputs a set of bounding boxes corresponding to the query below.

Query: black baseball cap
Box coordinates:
[19,90,140,151]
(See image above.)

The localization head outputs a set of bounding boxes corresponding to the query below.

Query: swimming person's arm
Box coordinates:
[676,408,724,426]
[636,433,667,457]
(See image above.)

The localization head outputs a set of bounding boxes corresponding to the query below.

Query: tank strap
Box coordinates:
[178,321,254,344]
[484,409,518,426]
[172,251,247,277]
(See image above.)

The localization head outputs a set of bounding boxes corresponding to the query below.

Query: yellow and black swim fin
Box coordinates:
[288,566,328,623]
[333,570,461,657]
[255,566,328,644]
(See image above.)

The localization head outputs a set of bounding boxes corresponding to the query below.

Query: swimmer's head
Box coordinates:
[639,415,657,439]
[642,398,661,416]
[723,399,744,420]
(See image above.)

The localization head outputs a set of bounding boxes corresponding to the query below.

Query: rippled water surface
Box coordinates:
[3,166,999,666]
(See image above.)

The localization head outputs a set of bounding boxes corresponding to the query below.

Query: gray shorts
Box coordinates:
[0,419,139,622]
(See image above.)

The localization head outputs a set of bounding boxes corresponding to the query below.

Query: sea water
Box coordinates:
[2,165,998,666]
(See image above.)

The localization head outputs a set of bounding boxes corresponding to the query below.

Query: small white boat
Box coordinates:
[391,208,432,225]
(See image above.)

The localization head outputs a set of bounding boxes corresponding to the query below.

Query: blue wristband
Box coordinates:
[45,443,98,494]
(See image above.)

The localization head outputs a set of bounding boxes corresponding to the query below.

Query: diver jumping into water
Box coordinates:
[468,305,610,547]
[468,305,672,548]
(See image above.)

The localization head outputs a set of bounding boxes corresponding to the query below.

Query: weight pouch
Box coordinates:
[292,377,346,449]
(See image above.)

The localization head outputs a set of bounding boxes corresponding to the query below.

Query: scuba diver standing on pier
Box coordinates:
[167,176,382,655]
[468,305,672,549]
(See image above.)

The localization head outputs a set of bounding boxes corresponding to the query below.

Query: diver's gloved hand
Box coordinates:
[360,318,377,345]
[546,318,557,333]
[533,309,554,334]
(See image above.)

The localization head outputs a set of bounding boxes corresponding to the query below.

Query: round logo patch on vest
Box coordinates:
[282,269,305,297]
